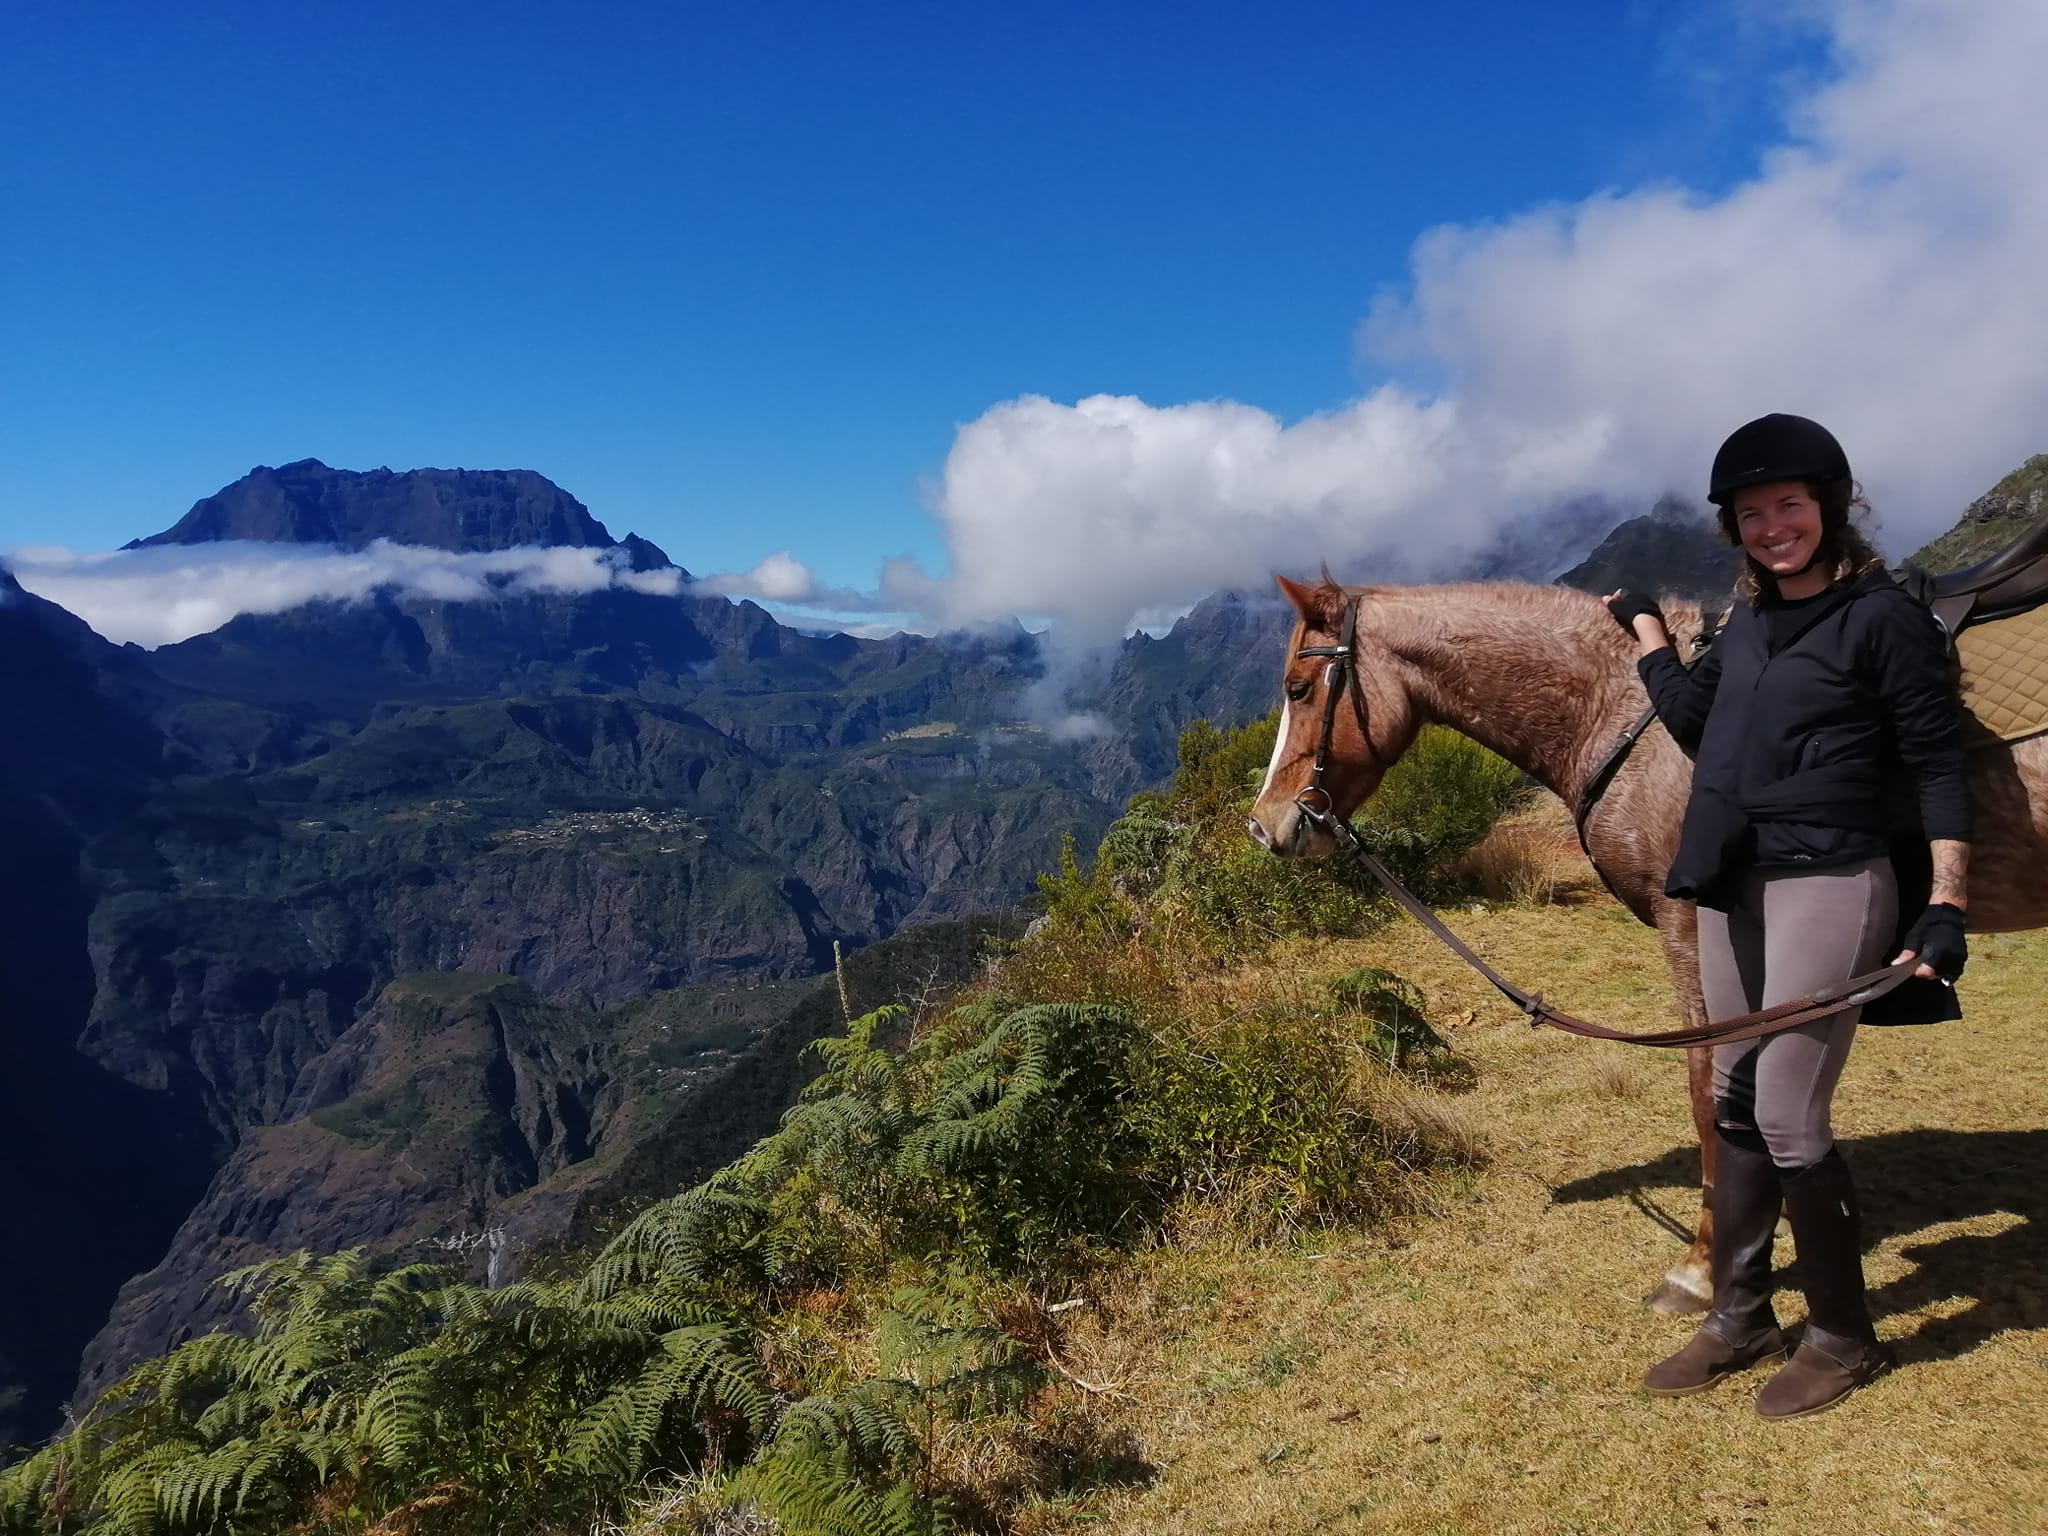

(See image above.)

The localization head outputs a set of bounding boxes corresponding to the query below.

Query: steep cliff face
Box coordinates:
[1082,589,1296,803]
[75,916,1020,1405]
[73,974,616,1398]
[72,695,1102,1145]
[0,570,217,1453]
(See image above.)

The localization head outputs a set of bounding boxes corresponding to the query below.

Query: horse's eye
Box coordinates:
[1285,678,1313,702]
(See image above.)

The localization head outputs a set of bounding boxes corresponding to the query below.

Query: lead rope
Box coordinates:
[1289,597,1917,1050]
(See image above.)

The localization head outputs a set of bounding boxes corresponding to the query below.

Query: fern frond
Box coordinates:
[96,1442,185,1536]
[352,1343,445,1469]
[580,1187,771,1299]
[565,1318,770,1481]
[189,1386,268,1442]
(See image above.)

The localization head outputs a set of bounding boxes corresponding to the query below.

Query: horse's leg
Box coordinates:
[1645,901,1713,1315]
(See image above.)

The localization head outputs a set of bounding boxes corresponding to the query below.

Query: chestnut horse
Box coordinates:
[1247,574,2048,1313]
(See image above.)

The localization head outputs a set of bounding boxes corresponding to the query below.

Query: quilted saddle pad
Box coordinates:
[1956,601,2048,745]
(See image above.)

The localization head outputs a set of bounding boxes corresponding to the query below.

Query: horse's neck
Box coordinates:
[1371,586,1639,802]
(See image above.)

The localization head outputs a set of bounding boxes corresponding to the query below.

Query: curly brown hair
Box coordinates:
[1720,477,1887,606]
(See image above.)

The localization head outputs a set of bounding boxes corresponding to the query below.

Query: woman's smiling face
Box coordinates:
[1730,479,1825,583]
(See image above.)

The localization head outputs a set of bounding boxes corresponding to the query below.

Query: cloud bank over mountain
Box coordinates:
[897,0,2048,637]
[2,541,683,648]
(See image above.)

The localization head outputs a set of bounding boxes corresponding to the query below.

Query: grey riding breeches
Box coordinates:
[1698,858,1899,1171]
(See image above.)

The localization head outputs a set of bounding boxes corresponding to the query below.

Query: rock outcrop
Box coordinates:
[0,570,216,1452]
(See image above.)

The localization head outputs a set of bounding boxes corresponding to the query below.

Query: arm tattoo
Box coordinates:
[1930,838,1970,910]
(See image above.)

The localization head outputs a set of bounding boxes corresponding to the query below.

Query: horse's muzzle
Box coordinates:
[1245,809,1332,858]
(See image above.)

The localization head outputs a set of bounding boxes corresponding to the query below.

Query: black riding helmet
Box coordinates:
[1708,414,1851,507]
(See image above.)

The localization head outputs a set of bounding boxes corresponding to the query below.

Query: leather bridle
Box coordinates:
[1289,595,1370,833]
[1281,595,1917,1049]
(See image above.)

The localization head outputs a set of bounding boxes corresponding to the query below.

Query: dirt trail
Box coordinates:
[1080,898,2048,1536]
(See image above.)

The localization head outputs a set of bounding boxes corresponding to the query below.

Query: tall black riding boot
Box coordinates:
[1643,1125,1789,1396]
[1756,1146,1890,1419]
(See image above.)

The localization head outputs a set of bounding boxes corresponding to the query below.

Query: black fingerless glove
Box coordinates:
[1900,902,1968,981]
[1605,590,1666,633]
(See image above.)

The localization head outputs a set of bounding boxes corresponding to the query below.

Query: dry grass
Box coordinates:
[590,1479,774,1536]
[1585,1051,1647,1101]
[1454,800,1584,907]
[1067,895,2048,1536]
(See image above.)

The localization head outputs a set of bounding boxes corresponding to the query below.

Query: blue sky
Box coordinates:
[3,0,1803,586]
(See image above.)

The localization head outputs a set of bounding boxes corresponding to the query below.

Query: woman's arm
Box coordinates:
[1869,597,1973,978]
[1929,838,1970,912]
[1868,599,1973,848]
[1604,592,1722,750]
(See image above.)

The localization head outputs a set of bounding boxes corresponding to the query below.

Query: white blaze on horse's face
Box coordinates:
[1249,698,1300,846]
[1261,698,1291,796]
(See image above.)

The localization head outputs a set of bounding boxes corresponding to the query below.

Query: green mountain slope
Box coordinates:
[1909,454,2048,573]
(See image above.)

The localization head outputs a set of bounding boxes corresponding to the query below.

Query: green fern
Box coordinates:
[566,1319,770,1482]
[732,1387,948,1536]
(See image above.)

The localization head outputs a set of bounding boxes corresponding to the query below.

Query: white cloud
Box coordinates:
[701,551,816,603]
[1,540,685,648]
[691,552,958,641]
[890,0,2048,638]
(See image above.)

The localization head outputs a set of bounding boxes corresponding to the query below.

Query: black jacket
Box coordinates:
[1638,569,1973,913]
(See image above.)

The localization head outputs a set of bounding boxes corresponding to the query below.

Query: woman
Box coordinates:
[1604,413,1972,1419]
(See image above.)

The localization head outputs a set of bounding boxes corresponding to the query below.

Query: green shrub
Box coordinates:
[1355,725,1532,894]
[1328,966,1475,1089]
[1031,714,1526,971]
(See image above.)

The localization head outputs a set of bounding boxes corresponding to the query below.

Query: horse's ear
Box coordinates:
[1277,572,1344,627]
[1275,574,1323,619]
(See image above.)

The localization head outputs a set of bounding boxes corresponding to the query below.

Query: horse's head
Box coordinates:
[1246,574,1422,857]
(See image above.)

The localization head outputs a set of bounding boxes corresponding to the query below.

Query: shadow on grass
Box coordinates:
[1550,1128,2048,1364]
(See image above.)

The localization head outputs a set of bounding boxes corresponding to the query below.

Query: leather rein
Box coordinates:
[1288,597,1918,1049]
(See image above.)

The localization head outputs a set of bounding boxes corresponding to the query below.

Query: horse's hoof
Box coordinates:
[1643,1278,1710,1316]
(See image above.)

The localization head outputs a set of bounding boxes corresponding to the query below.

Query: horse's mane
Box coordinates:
[1296,572,1718,657]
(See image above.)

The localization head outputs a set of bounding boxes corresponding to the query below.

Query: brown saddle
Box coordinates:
[1919,516,2048,636]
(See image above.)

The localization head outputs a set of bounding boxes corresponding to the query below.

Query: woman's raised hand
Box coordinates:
[1604,590,1673,653]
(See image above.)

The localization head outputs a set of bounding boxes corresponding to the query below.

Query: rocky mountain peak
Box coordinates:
[1554,494,1735,602]
[619,532,678,573]
[129,460,643,557]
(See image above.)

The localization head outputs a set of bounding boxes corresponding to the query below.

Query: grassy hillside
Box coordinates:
[1076,877,2048,1536]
